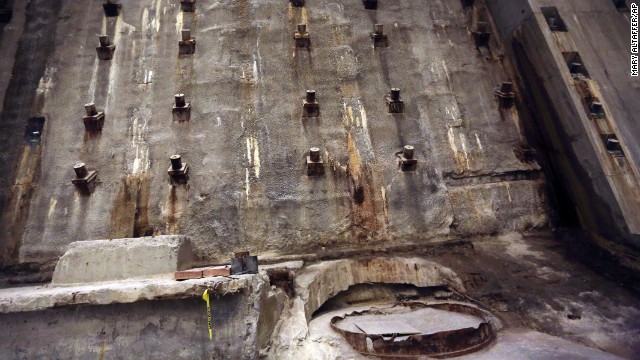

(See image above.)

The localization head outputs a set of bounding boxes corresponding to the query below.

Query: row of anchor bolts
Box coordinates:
[96,21,386,60]
[80,93,191,133]
[98,0,491,53]
[306,144,416,176]
[75,1,513,193]
[73,142,416,194]
[98,1,196,58]
[74,145,418,195]
[96,1,384,59]
[95,23,385,60]
[295,23,388,48]
[302,88,403,117]
[75,82,511,189]
[80,87,400,133]
[72,154,189,194]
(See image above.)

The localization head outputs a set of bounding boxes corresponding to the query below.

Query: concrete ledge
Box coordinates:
[0,274,260,314]
[52,235,193,284]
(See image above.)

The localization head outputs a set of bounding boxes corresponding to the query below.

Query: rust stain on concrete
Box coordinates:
[166,185,187,235]
[0,145,40,266]
[109,174,152,239]
[347,133,380,239]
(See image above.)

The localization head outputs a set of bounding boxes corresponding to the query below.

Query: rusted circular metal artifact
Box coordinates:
[330,302,496,359]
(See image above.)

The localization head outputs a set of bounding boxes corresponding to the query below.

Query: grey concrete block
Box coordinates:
[52,235,193,284]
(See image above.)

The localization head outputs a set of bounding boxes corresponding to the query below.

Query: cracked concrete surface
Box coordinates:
[0,0,545,270]
[269,234,640,359]
[0,0,638,359]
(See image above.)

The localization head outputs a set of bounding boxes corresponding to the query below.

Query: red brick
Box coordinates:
[234,251,250,258]
[174,269,203,280]
[202,266,231,278]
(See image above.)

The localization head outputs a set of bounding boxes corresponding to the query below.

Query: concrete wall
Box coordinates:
[484,0,640,250]
[485,0,533,37]
[0,0,547,270]
[0,295,257,360]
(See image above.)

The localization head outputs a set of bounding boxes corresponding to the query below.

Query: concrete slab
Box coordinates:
[52,235,193,284]
[456,328,626,360]
[354,320,421,335]
[0,274,268,359]
[0,273,260,314]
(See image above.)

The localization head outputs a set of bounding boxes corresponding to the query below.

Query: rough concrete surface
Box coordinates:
[486,0,640,251]
[269,235,640,359]
[0,274,269,359]
[0,273,259,314]
[0,0,639,359]
[281,306,624,360]
[296,257,465,320]
[458,329,626,360]
[1,291,260,360]
[52,235,193,284]
[0,0,546,270]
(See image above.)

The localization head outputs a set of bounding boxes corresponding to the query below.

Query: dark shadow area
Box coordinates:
[312,283,456,318]
[541,7,568,32]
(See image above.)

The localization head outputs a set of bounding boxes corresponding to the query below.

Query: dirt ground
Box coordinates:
[428,232,640,359]
[269,231,640,359]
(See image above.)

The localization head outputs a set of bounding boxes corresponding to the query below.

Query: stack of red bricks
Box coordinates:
[175,266,231,280]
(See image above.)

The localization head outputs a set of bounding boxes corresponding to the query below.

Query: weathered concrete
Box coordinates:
[484,0,640,266]
[0,0,63,268]
[0,0,547,271]
[0,273,257,314]
[52,235,193,284]
[458,328,626,360]
[295,257,465,321]
[0,1,638,359]
[256,287,287,352]
[269,233,640,359]
[284,304,626,360]
[0,274,268,360]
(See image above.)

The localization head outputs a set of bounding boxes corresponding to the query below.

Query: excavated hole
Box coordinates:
[311,283,497,358]
[313,283,456,318]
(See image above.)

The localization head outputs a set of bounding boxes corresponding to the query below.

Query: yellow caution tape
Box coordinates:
[202,289,213,340]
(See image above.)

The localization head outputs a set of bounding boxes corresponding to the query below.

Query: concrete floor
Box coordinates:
[280,304,625,360]
[0,231,638,359]
[459,329,625,360]
[269,232,640,359]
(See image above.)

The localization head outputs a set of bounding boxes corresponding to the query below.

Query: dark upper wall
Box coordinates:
[0,0,547,268]
[485,0,534,38]
[0,0,64,267]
